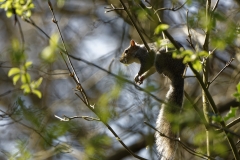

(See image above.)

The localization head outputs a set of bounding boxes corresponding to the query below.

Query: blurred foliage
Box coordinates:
[8,61,43,98]
[7,39,43,98]
[95,83,123,123]
[173,50,208,71]
[7,140,32,160]
[82,134,111,160]
[41,33,59,64]
[9,39,26,65]
[154,24,169,35]
[0,0,34,18]
[233,82,240,102]
[211,107,238,123]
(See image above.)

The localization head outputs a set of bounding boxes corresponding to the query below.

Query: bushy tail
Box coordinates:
[155,78,184,160]
[156,106,180,160]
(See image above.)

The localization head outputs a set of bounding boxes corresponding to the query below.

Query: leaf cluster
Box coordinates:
[0,0,34,17]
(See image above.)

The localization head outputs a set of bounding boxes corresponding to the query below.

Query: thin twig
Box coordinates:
[48,0,89,105]
[14,14,25,50]
[186,9,196,51]
[119,0,150,51]
[55,115,100,121]
[226,117,240,128]
[105,4,124,13]
[0,88,20,97]
[183,75,196,78]
[75,92,147,160]
[154,1,187,13]
[211,124,240,138]
[1,109,53,146]
[24,18,51,39]
[203,0,211,51]
[208,58,234,85]
[105,123,147,160]
[144,0,182,50]
[212,0,220,12]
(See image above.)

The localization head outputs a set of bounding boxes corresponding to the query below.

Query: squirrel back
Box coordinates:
[120,40,186,159]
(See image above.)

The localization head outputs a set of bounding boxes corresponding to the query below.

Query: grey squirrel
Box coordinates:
[120,40,186,160]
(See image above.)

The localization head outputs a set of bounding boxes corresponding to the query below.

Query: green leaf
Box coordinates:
[237,83,240,92]
[6,10,13,17]
[183,56,192,63]
[192,60,202,71]
[24,61,32,69]
[34,77,43,88]
[26,10,31,17]
[21,84,31,94]
[57,0,65,8]
[41,46,56,63]
[13,74,20,85]
[8,68,21,77]
[50,33,59,48]
[154,24,169,35]
[212,115,222,123]
[136,9,148,21]
[182,50,194,56]
[233,83,240,102]
[32,89,42,98]
[233,93,240,102]
[198,51,209,57]
[10,39,27,65]
[224,107,238,121]
[212,38,226,50]
[21,73,31,84]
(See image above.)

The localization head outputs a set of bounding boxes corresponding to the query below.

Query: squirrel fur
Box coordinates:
[120,40,186,160]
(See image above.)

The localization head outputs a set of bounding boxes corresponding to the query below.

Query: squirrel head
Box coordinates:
[120,40,140,64]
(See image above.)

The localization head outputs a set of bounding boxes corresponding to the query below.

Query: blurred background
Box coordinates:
[0,0,240,159]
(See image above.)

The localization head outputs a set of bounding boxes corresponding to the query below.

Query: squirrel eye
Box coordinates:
[125,49,128,53]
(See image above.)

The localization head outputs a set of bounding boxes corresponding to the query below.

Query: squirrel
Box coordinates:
[120,40,186,160]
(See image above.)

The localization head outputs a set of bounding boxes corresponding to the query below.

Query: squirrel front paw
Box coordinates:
[134,74,144,85]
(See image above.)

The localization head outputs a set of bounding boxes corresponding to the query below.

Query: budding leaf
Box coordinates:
[8,68,21,77]
[21,73,31,84]
[32,89,42,98]
[24,61,32,69]
[21,84,31,94]
[154,24,169,35]
[223,107,238,121]
[13,74,20,85]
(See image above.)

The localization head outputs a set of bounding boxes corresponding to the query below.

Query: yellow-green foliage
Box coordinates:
[8,61,43,98]
[41,33,59,63]
[0,0,34,17]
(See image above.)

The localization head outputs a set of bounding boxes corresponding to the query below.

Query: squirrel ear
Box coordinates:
[130,40,135,47]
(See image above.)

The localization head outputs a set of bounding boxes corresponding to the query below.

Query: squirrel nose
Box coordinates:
[119,57,124,63]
